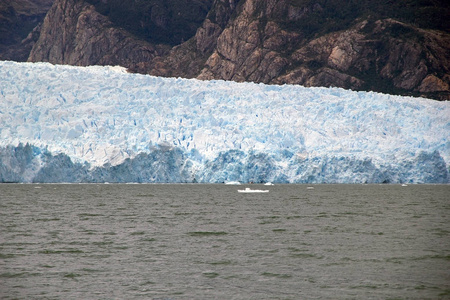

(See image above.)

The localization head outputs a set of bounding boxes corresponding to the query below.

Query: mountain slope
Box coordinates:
[22,0,450,99]
[146,0,450,100]
[28,0,171,67]
[0,0,53,61]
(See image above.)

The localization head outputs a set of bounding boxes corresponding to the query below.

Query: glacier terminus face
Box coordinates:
[0,61,449,183]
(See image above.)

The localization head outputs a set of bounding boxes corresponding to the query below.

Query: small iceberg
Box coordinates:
[264,182,274,186]
[225,181,241,185]
[238,187,269,193]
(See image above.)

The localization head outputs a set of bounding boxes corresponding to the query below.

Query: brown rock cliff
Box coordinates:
[28,0,169,67]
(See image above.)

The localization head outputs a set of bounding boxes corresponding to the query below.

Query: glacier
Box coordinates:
[0,61,449,183]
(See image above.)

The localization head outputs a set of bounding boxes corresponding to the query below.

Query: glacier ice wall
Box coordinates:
[0,61,449,183]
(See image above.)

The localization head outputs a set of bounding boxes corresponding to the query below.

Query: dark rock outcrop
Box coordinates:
[0,0,53,61]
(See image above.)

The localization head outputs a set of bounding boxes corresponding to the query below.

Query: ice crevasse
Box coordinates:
[0,61,448,183]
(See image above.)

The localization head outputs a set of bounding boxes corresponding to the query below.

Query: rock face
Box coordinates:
[271,19,450,97]
[0,0,53,61]
[28,0,169,67]
[24,0,450,100]
[129,0,240,77]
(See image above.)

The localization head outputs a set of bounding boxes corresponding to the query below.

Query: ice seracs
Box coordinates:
[0,61,448,183]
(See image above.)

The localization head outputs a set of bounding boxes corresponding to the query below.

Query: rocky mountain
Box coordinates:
[0,0,53,61]
[145,0,450,100]
[28,0,169,67]
[4,0,450,100]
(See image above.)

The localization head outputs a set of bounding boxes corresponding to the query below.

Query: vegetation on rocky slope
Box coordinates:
[85,0,213,45]
[284,0,449,33]
[0,0,53,61]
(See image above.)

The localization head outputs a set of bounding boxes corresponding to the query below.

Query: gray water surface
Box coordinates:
[1,184,449,299]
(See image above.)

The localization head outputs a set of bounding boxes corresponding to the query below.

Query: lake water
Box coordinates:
[1,184,449,299]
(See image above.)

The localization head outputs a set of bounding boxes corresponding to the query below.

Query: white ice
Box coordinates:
[0,61,449,183]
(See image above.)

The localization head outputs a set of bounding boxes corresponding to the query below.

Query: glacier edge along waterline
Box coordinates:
[0,61,448,183]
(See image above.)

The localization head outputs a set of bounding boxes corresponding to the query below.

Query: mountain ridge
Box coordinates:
[2,0,449,100]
